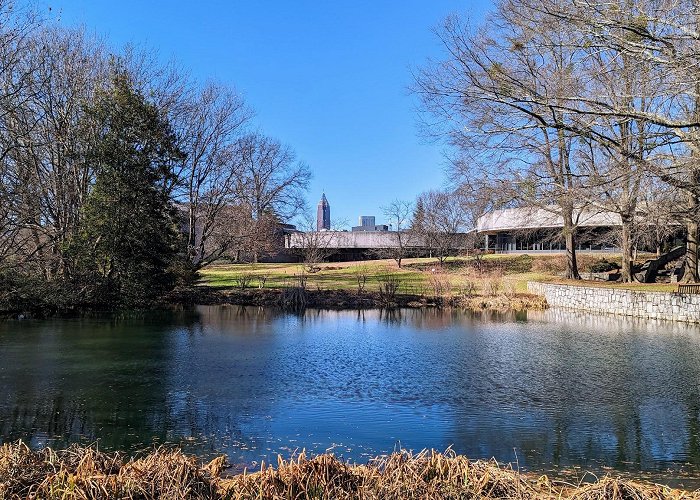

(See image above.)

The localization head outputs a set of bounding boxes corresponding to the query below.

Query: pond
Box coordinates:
[1,306,700,486]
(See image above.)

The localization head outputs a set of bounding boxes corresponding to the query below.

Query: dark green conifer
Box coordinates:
[70,70,186,307]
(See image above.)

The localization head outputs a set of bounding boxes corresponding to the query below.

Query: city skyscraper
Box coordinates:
[317,193,331,230]
[359,216,375,227]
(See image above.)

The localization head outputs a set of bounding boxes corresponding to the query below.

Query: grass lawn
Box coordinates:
[199,253,681,296]
[201,258,430,292]
[551,279,679,293]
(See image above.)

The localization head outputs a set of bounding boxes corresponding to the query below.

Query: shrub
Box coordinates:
[531,255,568,274]
[377,274,401,304]
[294,270,308,289]
[483,277,502,296]
[531,254,621,275]
[257,273,270,289]
[460,281,476,297]
[588,259,621,273]
[429,273,452,297]
[232,272,254,289]
[353,265,369,294]
[503,254,533,273]
[278,287,307,310]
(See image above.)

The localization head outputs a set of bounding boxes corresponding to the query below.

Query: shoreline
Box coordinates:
[178,286,548,312]
[0,286,546,319]
[0,442,695,499]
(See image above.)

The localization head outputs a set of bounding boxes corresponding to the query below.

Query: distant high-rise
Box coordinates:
[351,214,388,232]
[359,216,375,227]
[317,193,331,230]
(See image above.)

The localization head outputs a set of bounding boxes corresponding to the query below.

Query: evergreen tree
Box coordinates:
[70,71,186,308]
[411,197,425,231]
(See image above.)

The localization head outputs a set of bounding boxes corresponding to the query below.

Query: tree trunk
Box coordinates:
[620,217,634,283]
[564,231,580,280]
[188,205,197,256]
[562,210,580,280]
[684,218,699,283]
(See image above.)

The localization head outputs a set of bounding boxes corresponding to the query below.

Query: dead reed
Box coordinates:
[278,287,308,310]
[1,442,697,499]
[453,293,548,311]
[0,441,219,499]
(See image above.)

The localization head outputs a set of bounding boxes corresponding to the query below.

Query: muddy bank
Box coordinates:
[175,286,547,311]
[1,284,547,319]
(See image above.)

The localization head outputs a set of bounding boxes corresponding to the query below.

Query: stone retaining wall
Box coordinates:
[527,282,700,323]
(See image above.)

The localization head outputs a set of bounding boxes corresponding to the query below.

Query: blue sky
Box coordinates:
[48,1,491,227]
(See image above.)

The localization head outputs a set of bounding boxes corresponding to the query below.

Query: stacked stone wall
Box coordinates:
[527,282,700,323]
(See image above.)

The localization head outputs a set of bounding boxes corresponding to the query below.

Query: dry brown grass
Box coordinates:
[224,449,699,500]
[530,254,607,275]
[1,442,697,499]
[454,293,548,311]
[0,441,219,499]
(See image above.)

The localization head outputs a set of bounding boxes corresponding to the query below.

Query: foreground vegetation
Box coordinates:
[0,442,695,499]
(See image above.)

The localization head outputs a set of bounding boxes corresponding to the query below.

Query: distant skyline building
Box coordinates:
[352,214,388,232]
[359,216,375,227]
[317,193,331,231]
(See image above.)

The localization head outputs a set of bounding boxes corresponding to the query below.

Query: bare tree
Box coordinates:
[0,0,41,133]
[289,215,347,272]
[234,133,311,262]
[569,14,663,282]
[378,199,414,268]
[175,83,252,268]
[635,179,684,258]
[1,27,109,279]
[415,9,593,278]
[475,0,700,281]
[0,1,44,270]
[417,190,466,265]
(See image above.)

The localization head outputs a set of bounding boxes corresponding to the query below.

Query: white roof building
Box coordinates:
[476,206,622,233]
[476,206,624,253]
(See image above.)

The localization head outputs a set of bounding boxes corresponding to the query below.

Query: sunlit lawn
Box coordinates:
[200,252,683,295]
[552,279,679,293]
[201,255,614,295]
[200,258,430,292]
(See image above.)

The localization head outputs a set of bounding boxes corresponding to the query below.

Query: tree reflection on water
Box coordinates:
[1,306,699,485]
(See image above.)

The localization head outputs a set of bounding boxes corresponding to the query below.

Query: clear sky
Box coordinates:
[47,1,492,227]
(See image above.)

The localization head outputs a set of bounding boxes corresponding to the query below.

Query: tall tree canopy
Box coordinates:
[416,0,700,281]
[70,71,185,307]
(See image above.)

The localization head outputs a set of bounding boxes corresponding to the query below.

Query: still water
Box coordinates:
[1,306,700,482]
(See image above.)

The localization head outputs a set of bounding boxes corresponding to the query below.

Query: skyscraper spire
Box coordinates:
[317,193,331,230]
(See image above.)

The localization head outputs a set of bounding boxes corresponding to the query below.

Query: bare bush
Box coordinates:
[460,281,476,297]
[294,269,308,290]
[278,287,307,310]
[483,277,502,297]
[502,281,517,298]
[353,265,369,294]
[232,272,254,290]
[377,274,401,304]
[428,273,452,298]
